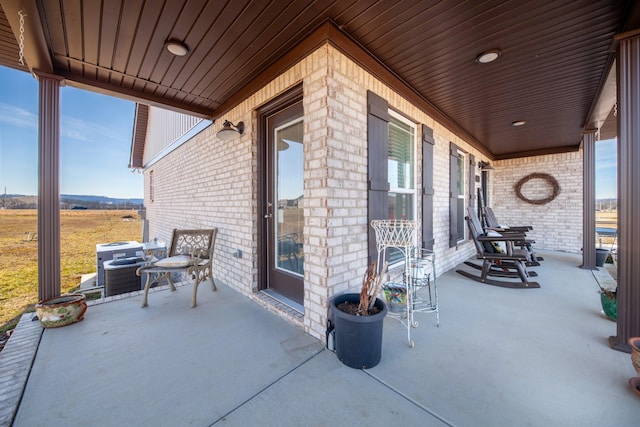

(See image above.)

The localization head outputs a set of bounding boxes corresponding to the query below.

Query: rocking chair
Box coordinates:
[484,207,533,233]
[456,208,540,289]
[483,206,542,263]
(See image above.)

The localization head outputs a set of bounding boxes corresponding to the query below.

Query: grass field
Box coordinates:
[595,210,617,228]
[0,209,141,332]
[596,210,618,246]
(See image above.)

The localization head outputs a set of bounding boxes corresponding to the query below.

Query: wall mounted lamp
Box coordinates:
[478,161,494,171]
[216,120,244,141]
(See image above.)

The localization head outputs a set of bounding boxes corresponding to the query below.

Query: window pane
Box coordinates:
[388,192,414,221]
[388,118,414,190]
[386,114,416,265]
[457,198,465,239]
[275,119,304,275]
[457,153,465,195]
[386,191,414,264]
[456,151,466,241]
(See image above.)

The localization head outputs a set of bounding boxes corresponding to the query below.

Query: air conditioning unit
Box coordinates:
[103,257,146,296]
[96,241,143,287]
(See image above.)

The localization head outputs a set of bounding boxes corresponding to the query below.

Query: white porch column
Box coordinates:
[36,73,63,301]
[609,29,640,352]
[580,130,597,269]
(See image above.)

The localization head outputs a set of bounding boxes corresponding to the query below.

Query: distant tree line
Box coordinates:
[596,198,617,211]
[1,195,143,210]
[1,198,37,209]
[61,201,143,210]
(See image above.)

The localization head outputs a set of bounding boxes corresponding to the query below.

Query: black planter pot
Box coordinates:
[331,293,388,369]
[595,248,609,267]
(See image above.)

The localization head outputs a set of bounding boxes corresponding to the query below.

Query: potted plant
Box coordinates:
[597,283,617,322]
[35,293,87,328]
[595,248,610,267]
[628,338,640,398]
[330,261,388,369]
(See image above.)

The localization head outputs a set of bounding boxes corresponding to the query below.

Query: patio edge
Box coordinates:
[0,313,43,427]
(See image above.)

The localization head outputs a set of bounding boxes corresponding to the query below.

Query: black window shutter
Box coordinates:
[367,91,390,263]
[422,125,435,251]
[449,142,459,247]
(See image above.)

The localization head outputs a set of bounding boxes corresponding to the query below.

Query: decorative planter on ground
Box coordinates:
[629,377,640,399]
[383,282,406,313]
[595,248,609,267]
[600,291,617,321]
[629,337,640,398]
[35,294,87,328]
[629,338,640,376]
[332,293,387,369]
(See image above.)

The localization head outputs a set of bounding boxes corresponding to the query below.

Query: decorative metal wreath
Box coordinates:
[514,172,561,205]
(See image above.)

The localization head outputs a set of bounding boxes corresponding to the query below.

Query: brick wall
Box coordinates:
[143,44,577,341]
[491,151,583,253]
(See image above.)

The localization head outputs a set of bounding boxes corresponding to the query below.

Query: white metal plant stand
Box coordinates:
[409,248,438,327]
[371,220,438,347]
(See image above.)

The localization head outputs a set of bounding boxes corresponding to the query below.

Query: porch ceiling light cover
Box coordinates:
[165,40,189,56]
[475,49,501,64]
[216,120,244,141]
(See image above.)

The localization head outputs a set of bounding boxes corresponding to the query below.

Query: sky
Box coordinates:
[595,138,617,199]
[0,66,143,199]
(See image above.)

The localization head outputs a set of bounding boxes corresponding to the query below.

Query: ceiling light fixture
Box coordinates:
[165,40,189,56]
[511,120,527,127]
[475,49,501,64]
[216,120,244,141]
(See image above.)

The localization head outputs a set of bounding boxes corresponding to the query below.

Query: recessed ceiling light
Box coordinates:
[511,120,527,127]
[165,40,189,56]
[475,49,501,64]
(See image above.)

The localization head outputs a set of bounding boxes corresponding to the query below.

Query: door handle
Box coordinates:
[265,201,273,219]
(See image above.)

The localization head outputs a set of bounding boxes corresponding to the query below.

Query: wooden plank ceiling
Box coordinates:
[0,0,637,159]
[0,2,19,71]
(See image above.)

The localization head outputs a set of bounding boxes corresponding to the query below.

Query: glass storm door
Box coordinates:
[264,101,304,304]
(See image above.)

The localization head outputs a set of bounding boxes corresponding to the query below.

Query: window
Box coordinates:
[387,112,417,263]
[366,91,419,262]
[456,150,466,241]
[449,142,467,247]
[387,112,416,221]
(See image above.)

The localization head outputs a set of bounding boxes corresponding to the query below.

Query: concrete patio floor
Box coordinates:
[5,250,640,426]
